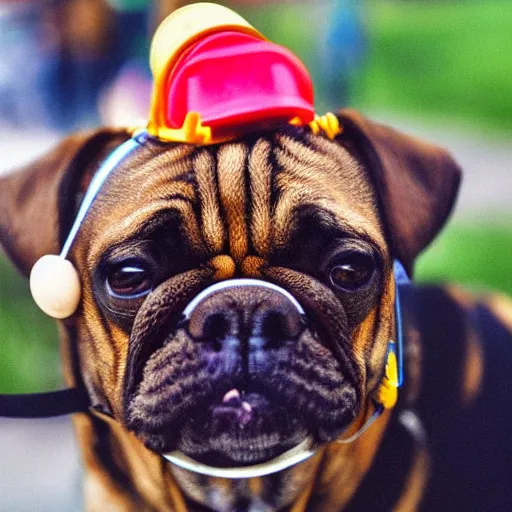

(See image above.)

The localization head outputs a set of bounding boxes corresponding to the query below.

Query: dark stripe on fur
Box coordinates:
[243,141,255,256]
[341,409,419,511]
[91,414,142,504]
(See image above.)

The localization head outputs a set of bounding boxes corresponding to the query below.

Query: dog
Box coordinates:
[1,109,511,511]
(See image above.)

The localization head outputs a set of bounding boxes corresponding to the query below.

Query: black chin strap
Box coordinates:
[0,388,90,418]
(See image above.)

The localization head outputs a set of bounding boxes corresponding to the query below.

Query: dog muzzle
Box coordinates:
[161,274,406,478]
[163,278,316,478]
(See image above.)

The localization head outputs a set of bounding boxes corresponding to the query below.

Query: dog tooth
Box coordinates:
[222,388,240,403]
[241,401,252,413]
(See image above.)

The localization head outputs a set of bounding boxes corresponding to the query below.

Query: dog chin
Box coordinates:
[175,392,311,466]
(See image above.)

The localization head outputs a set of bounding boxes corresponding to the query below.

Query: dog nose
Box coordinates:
[186,282,304,351]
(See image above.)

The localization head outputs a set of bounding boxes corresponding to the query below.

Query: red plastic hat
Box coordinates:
[166,31,314,132]
[148,3,315,144]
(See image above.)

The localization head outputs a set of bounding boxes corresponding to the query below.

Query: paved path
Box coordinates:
[0,417,81,512]
[0,115,510,511]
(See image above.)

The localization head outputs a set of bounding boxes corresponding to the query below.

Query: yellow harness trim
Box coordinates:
[375,344,399,409]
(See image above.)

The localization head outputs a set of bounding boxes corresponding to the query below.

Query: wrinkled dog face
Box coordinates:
[73,127,393,466]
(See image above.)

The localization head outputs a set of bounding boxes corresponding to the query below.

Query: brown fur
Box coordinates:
[1,111,510,511]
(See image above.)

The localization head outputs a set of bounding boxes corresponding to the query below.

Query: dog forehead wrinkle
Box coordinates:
[79,141,202,255]
[277,133,378,196]
[84,188,210,268]
[216,142,250,263]
[272,193,387,255]
[194,148,226,254]
[84,200,180,266]
[270,137,386,254]
[80,141,193,213]
[248,137,273,257]
[131,141,196,174]
[100,145,196,203]
[273,155,378,225]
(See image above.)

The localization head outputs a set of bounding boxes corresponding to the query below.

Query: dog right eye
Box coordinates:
[106,265,153,299]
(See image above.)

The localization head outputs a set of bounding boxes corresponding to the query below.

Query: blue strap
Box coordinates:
[60,137,141,258]
[393,260,409,388]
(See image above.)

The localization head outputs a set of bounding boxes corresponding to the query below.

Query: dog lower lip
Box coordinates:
[172,391,308,465]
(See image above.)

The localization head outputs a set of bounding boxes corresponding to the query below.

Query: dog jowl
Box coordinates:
[2,111,512,512]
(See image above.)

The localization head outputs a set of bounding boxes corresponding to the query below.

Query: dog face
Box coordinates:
[0,111,460,469]
[88,128,389,465]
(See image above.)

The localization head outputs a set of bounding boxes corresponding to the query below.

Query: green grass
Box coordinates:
[356,0,512,131]
[416,222,512,296]
[0,256,60,393]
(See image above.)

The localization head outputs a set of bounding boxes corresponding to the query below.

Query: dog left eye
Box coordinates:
[329,253,374,291]
[106,265,153,298]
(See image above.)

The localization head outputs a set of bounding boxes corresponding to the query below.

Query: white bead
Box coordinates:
[30,255,81,319]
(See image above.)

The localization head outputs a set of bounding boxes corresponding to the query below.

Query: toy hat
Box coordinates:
[147,2,315,144]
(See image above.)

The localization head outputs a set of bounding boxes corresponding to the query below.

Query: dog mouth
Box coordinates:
[175,387,310,465]
[125,325,359,466]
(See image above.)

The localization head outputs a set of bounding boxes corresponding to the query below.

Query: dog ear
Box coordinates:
[0,128,131,276]
[336,109,461,273]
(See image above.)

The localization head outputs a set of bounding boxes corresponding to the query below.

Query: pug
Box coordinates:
[0,110,511,512]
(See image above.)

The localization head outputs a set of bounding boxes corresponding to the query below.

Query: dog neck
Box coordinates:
[79,400,393,511]
[170,456,322,512]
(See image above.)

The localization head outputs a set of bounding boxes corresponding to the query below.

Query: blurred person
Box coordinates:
[0,2,48,127]
[318,0,366,108]
[99,58,152,126]
[39,0,121,130]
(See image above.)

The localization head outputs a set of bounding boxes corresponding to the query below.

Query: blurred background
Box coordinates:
[0,0,510,510]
